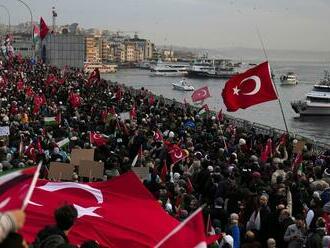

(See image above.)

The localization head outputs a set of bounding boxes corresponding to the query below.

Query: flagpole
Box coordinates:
[256,27,289,133]
[22,161,43,210]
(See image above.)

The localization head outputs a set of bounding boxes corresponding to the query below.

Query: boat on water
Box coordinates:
[150,60,189,77]
[186,61,216,78]
[172,79,194,91]
[280,72,298,85]
[291,71,330,116]
[84,62,118,73]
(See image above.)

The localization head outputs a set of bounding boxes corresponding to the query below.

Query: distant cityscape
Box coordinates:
[0,20,198,69]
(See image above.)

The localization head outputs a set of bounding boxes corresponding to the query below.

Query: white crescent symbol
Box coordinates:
[38,182,104,204]
[0,197,11,209]
[239,76,261,96]
[199,89,207,97]
[174,151,182,159]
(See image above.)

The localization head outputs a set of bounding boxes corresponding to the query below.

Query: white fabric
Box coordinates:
[306,209,315,229]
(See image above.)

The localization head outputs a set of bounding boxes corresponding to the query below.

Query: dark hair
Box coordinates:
[55,204,78,231]
[80,240,100,248]
[0,232,24,248]
[295,214,305,221]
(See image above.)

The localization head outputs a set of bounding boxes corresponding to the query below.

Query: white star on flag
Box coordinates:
[233,86,240,95]
[73,204,102,219]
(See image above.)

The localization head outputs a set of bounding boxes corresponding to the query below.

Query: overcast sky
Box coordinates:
[2,0,329,51]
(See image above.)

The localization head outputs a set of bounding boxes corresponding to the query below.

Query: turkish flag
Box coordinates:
[156,208,207,248]
[39,17,49,40]
[153,130,164,142]
[87,68,100,85]
[0,167,38,211]
[90,132,108,146]
[25,143,36,161]
[261,138,273,162]
[191,86,211,102]
[33,95,45,114]
[130,104,137,120]
[20,172,180,247]
[69,92,81,108]
[222,61,278,112]
[17,80,24,91]
[167,143,189,164]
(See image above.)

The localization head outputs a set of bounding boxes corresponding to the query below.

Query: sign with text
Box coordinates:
[132,167,149,181]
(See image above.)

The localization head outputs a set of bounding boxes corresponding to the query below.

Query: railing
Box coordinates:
[114,82,330,154]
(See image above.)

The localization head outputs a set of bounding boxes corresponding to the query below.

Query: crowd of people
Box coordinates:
[1,55,330,247]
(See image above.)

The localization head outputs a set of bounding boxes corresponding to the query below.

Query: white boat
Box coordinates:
[84,62,117,73]
[150,61,189,77]
[291,71,330,116]
[172,80,194,91]
[280,72,298,85]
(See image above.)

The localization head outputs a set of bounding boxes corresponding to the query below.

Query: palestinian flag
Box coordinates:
[33,24,40,44]
[44,117,57,126]
[197,104,210,117]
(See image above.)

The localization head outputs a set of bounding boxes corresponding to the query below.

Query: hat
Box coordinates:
[239,138,246,146]
[173,172,180,181]
[207,166,214,172]
[273,157,282,164]
[165,202,173,213]
[223,235,234,247]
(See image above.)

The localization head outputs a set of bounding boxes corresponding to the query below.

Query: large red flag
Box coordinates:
[222,61,278,112]
[20,172,180,247]
[39,17,49,40]
[156,208,207,248]
[0,167,38,211]
[191,86,211,102]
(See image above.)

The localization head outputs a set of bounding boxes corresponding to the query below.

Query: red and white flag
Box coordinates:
[0,167,39,211]
[155,207,208,248]
[20,172,181,247]
[87,68,100,85]
[90,132,108,147]
[222,61,278,112]
[191,86,211,102]
[69,92,81,108]
[167,143,189,164]
[153,130,164,142]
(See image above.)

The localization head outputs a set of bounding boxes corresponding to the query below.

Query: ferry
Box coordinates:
[280,72,298,85]
[150,61,189,77]
[291,71,330,116]
[186,61,216,78]
[84,62,118,73]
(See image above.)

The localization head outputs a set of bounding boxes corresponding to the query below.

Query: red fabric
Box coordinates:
[154,130,164,142]
[217,109,224,122]
[24,143,36,161]
[261,138,273,163]
[69,92,81,108]
[25,86,35,98]
[87,68,100,85]
[222,61,278,112]
[149,94,155,105]
[20,172,180,247]
[0,167,37,211]
[17,80,24,91]
[45,74,57,86]
[158,208,207,248]
[161,160,168,182]
[33,95,45,114]
[292,153,303,171]
[279,133,288,145]
[191,86,211,102]
[130,104,137,120]
[186,177,194,194]
[166,143,189,164]
[115,88,123,101]
[39,17,49,40]
[90,132,108,147]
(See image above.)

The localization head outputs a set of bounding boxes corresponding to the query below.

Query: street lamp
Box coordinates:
[17,0,34,59]
[0,5,10,33]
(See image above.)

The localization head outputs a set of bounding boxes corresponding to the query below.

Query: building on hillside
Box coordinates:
[44,33,85,68]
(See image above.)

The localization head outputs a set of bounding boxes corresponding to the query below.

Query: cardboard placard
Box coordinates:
[120,112,130,120]
[293,140,306,154]
[132,167,149,181]
[49,162,75,181]
[70,149,95,165]
[79,160,104,180]
[0,126,9,136]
